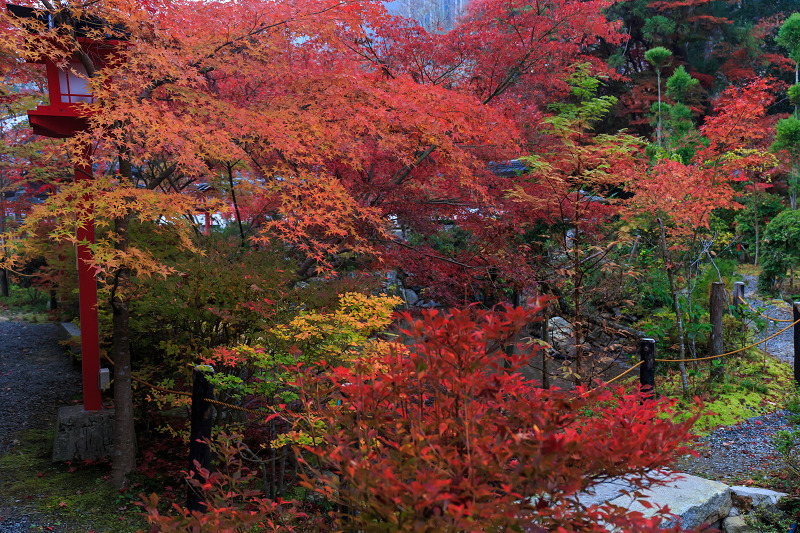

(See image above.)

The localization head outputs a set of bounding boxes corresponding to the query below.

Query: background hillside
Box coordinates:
[386,0,469,31]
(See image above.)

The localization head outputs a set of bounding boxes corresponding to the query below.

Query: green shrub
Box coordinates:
[786,388,800,425]
[759,209,800,293]
[735,193,785,255]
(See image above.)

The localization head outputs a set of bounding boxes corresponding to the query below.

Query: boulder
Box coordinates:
[580,472,731,530]
[402,289,419,306]
[548,316,575,357]
[722,515,751,533]
[730,486,787,513]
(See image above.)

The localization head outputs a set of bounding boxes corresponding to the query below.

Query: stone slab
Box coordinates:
[576,475,641,507]
[583,472,731,530]
[59,322,82,359]
[52,405,114,462]
[730,486,788,511]
[609,473,731,529]
[59,321,81,339]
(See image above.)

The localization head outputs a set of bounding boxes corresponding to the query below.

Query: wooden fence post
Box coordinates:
[0,268,8,298]
[733,281,746,348]
[640,338,656,393]
[709,282,726,380]
[187,365,215,513]
[794,303,800,387]
[732,281,745,308]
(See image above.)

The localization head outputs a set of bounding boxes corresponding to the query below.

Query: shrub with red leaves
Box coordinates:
[294,301,702,532]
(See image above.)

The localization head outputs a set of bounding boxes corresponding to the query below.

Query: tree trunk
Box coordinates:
[753,180,759,266]
[227,163,246,247]
[1,194,8,297]
[110,157,136,488]
[792,155,798,211]
[541,314,550,390]
[657,70,662,148]
[658,218,689,393]
[709,282,725,381]
[572,239,585,387]
[502,289,521,371]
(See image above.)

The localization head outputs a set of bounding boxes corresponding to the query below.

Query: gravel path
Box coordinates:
[744,275,796,364]
[0,318,82,532]
[675,275,797,484]
[0,319,81,451]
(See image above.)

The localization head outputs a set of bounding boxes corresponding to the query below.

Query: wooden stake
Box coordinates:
[640,338,656,393]
[733,281,745,308]
[188,365,215,513]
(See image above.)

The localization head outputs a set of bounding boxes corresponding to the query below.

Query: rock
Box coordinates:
[307,470,338,506]
[730,486,788,513]
[548,317,575,357]
[402,289,419,306]
[728,506,740,516]
[52,405,115,462]
[582,472,731,530]
[722,515,751,533]
[617,473,731,529]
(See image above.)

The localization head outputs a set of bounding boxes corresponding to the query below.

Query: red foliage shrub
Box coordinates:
[140,435,310,532]
[142,301,701,531]
[294,301,702,531]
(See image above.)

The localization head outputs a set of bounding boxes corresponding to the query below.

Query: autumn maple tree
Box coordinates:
[0,0,641,488]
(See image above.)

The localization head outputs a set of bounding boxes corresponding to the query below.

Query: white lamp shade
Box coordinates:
[56,62,93,104]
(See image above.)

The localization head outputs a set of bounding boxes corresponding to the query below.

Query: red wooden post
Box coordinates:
[75,149,101,411]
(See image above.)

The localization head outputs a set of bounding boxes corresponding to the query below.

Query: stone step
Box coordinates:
[580,472,731,529]
[580,473,789,531]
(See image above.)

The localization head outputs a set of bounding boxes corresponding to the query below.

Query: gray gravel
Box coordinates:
[0,318,82,532]
[0,319,81,450]
[676,410,791,481]
[744,275,796,364]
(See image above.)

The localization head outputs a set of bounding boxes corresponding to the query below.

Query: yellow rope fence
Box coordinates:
[594,315,800,389]
[654,316,800,363]
[103,307,799,401]
[600,360,644,388]
[743,299,794,323]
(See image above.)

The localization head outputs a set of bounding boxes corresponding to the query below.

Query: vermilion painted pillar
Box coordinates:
[75,149,101,411]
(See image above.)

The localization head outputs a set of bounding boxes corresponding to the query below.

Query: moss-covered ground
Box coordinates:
[657,349,793,434]
[0,429,148,532]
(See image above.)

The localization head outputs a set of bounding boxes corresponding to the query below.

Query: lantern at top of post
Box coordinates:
[6,4,122,138]
[52,57,95,106]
